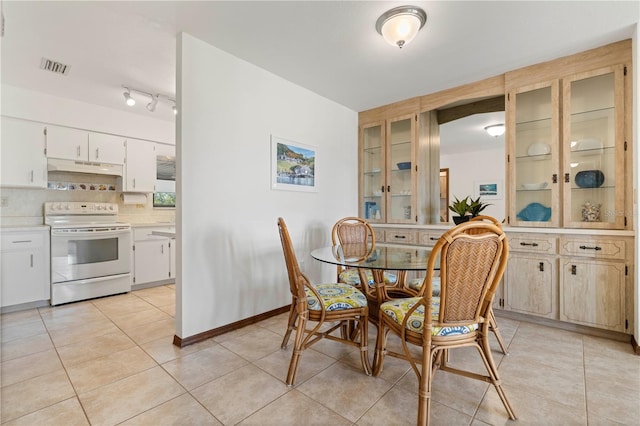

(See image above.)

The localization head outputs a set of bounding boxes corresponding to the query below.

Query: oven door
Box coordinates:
[50,226,131,283]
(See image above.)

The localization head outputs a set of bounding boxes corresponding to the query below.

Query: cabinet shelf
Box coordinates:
[516,188,551,192]
[515,117,553,129]
[515,153,552,161]
[570,106,614,121]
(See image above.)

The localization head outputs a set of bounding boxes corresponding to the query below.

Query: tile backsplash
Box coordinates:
[1,171,175,226]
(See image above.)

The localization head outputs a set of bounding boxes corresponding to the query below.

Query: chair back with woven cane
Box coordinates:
[277,218,371,386]
[331,217,399,291]
[467,215,509,354]
[374,220,516,426]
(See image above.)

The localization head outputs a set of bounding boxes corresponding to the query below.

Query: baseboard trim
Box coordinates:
[632,335,640,355]
[494,309,633,344]
[173,305,290,348]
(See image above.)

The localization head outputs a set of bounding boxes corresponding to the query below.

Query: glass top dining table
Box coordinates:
[310,243,434,272]
[311,243,437,306]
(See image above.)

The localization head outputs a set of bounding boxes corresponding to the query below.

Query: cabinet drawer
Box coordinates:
[384,229,416,244]
[418,231,444,246]
[508,234,557,255]
[1,232,46,250]
[560,237,626,260]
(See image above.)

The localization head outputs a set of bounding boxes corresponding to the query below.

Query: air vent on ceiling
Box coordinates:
[40,57,70,76]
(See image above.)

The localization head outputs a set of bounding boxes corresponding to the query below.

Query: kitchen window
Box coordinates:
[154,154,176,208]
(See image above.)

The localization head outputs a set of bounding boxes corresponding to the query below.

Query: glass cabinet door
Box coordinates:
[563,66,625,229]
[360,121,385,222]
[386,114,415,224]
[509,81,560,227]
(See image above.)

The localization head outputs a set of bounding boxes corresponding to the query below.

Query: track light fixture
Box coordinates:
[146,95,159,112]
[121,85,176,115]
[123,88,136,106]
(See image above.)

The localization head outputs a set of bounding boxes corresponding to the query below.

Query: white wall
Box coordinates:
[441,147,506,222]
[176,33,358,339]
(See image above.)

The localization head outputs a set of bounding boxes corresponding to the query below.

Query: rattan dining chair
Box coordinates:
[405,215,509,355]
[466,215,509,354]
[331,216,398,287]
[374,220,516,426]
[277,217,371,386]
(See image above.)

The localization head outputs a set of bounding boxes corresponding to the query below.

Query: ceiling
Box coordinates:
[1,1,637,128]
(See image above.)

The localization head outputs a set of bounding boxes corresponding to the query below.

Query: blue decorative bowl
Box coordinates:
[397,162,411,170]
[517,202,552,222]
[575,170,604,188]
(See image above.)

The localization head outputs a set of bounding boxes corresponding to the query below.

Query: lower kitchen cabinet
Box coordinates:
[1,228,50,308]
[503,254,557,318]
[132,226,175,286]
[170,238,176,278]
[559,258,626,332]
[558,235,630,333]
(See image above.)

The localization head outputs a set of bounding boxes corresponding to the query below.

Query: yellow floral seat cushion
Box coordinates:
[306,283,368,311]
[380,297,478,336]
[339,269,397,286]
[407,276,441,296]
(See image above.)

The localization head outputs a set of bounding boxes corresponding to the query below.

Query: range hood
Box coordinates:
[47,158,123,176]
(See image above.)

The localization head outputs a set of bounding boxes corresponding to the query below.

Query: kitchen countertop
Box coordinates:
[1,225,50,232]
[151,230,175,238]
[129,222,175,228]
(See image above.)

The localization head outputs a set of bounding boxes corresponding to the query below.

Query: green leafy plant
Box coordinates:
[469,196,491,217]
[448,196,470,217]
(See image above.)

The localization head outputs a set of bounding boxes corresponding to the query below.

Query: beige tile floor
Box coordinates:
[1,284,639,425]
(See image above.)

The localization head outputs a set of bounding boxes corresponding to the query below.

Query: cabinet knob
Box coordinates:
[539,262,544,272]
[571,265,577,275]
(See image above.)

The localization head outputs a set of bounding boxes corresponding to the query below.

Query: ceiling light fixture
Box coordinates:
[376,5,427,49]
[123,88,136,106]
[484,124,506,137]
[122,85,175,115]
[146,95,159,112]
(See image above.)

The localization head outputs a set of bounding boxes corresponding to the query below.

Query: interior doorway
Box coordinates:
[439,168,449,222]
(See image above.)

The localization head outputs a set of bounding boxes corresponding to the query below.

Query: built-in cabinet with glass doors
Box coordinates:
[360,114,416,224]
[508,65,626,230]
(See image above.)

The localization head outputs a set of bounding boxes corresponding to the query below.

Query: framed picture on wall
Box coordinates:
[271,135,318,192]
[474,180,502,200]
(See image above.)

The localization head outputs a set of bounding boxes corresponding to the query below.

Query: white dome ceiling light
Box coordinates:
[484,124,506,137]
[375,6,427,49]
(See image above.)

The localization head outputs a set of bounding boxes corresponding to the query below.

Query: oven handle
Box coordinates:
[51,227,131,236]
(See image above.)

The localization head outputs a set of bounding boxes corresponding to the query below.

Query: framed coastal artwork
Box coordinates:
[271,135,318,192]
[474,180,502,200]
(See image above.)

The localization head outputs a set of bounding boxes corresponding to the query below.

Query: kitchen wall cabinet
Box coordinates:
[45,125,125,165]
[0,116,47,188]
[132,226,174,286]
[123,138,156,193]
[1,228,50,308]
[507,65,628,230]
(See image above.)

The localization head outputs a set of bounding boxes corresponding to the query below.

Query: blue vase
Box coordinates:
[575,170,604,188]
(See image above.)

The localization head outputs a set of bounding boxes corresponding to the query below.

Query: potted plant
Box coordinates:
[469,196,491,217]
[449,196,470,224]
